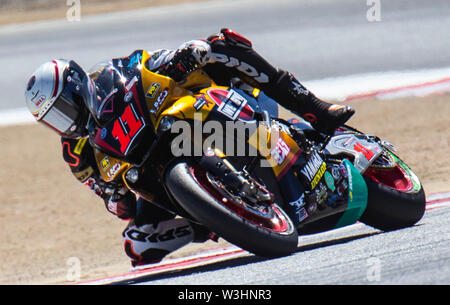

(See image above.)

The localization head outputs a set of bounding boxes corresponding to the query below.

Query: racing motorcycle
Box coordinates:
[87,50,426,257]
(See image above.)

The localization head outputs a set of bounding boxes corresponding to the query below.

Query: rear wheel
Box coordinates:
[165,161,298,257]
[360,150,426,231]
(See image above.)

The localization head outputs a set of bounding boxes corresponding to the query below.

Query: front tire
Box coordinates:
[165,161,298,257]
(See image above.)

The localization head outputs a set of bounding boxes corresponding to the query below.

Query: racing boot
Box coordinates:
[268,70,355,136]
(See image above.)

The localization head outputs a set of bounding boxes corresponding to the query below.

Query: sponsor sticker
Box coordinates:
[217,90,247,120]
[300,151,326,189]
[288,194,308,222]
[34,95,46,107]
[339,162,348,178]
[353,142,375,161]
[289,194,306,209]
[107,162,121,179]
[324,171,336,191]
[297,207,308,222]
[145,82,160,99]
[311,162,327,190]
[153,88,168,112]
[100,156,110,171]
[345,162,353,201]
[193,95,212,111]
[74,137,88,155]
[331,166,341,180]
[270,138,291,165]
[100,127,108,139]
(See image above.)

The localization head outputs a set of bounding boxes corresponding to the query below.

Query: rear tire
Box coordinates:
[165,161,298,257]
[360,153,426,231]
[360,178,425,231]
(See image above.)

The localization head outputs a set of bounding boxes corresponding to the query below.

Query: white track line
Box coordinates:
[77,246,248,285]
[305,67,450,101]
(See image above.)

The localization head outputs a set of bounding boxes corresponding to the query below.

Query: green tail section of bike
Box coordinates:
[334,159,368,228]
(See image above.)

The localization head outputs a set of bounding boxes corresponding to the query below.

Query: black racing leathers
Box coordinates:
[60,137,137,220]
[204,28,354,135]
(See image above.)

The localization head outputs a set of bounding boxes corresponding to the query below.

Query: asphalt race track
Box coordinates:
[130,205,450,285]
[1,0,449,285]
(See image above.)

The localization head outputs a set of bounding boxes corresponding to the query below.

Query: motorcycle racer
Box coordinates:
[24,28,354,267]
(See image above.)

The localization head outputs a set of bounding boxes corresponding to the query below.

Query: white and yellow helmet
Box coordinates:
[25,59,95,138]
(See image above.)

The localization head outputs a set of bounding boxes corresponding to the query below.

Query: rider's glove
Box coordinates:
[84,177,106,198]
[103,186,136,220]
[159,40,211,82]
[84,177,137,220]
[160,47,199,82]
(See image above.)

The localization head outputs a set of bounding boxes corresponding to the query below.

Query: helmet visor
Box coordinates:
[41,89,80,135]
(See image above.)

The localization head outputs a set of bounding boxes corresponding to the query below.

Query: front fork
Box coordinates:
[198,148,273,204]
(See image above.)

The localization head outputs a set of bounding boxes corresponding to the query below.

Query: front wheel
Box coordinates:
[164,161,298,257]
[360,150,426,231]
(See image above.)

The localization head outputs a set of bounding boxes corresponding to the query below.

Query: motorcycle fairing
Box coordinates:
[155,83,303,181]
[325,133,383,173]
[90,76,149,158]
[293,159,368,232]
[87,55,369,229]
[333,159,368,228]
[247,123,303,181]
[206,88,255,121]
[94,149,131,183]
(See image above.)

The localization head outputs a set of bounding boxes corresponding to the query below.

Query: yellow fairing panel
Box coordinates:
[140,50,214,128]
[140,51,187,127]
[157,86,220,125]
[94,149,131,182]
[248,124,302,180]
